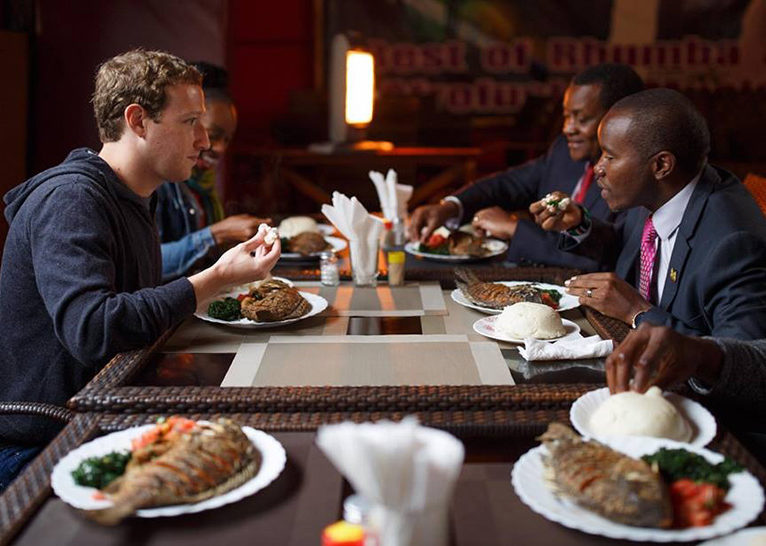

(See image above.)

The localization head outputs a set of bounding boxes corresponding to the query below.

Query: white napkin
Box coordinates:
[322,192,383,283]
[518,334,613,361]
[316,417,464,546]
[369,169,413,221]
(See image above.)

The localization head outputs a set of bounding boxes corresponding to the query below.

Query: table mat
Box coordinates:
[163,315,350,353]
[221,334,514,387]
[295,281,446,316]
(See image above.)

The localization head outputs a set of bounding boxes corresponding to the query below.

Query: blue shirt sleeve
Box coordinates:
[160,226,217,281]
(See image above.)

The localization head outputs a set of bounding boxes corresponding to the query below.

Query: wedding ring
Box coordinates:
[586,288,593,298]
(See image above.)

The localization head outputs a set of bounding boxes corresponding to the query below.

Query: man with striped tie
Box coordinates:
[532,88,766,339]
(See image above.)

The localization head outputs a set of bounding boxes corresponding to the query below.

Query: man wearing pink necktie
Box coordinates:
[532,88,766,340]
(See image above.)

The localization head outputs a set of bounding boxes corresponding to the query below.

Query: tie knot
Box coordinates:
[642,215,657,243]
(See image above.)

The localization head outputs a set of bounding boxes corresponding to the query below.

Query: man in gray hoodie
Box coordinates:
[0,50,281,490]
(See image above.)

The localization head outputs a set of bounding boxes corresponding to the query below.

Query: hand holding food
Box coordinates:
[606,324,725,394]
[529,191,582,232]
[407,201,459,243]
[209,214,272,245]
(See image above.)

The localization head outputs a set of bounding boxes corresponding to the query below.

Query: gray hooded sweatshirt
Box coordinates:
[0,148,195,445]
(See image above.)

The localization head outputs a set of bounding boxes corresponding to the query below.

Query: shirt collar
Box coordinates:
[652,171,701,241]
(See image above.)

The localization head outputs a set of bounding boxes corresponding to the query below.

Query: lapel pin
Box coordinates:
[670,268,678,282]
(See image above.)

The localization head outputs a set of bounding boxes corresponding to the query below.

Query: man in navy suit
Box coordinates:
[406,63,643,271]
[533,88,766,339]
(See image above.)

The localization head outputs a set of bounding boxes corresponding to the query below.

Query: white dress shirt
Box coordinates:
[651,172,700,302]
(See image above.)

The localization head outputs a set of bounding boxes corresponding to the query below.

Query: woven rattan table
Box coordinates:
[1,410,764,546]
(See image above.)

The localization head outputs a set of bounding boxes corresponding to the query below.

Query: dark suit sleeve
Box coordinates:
[703,338,766,419]
[455,153,548,222]
[637,232,766,339]
[558,216,622,267]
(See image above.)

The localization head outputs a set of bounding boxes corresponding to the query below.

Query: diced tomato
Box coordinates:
[92,491,107,500]
[237,293,247,301]
[426,234,446,248]
[670,479,728,528]
[540,293,559,309]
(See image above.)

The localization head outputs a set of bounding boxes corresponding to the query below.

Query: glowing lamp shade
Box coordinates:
[345,51,374,126]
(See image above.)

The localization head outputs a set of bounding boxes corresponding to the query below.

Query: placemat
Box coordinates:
[295,281,446,316]
[221,334,514,387]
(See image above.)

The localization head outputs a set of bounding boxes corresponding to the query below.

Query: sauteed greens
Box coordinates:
[71,450,131,489]
[642,448,743,490]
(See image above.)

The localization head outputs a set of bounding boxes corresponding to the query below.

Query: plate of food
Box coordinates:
[570,386,717,447]
[51,417,287,524]
[472,302,580,344]
[196,279,328,328]
[277,216,346,259]
[512,423,763,542]
[404,227,508,262]
[451,269,579,314]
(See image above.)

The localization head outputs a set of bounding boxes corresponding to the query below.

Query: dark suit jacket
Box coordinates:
[455,135,620,271]
[564,164,766,339]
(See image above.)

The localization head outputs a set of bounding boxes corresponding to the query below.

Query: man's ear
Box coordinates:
[651,151,676,180]
[124,104,148,137]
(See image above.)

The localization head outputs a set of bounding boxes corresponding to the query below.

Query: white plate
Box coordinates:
[404,239,508,262]
[472,315,580,344]
[512,435,764,542]
[570,387,717,447]
[195,291,328,329]
[51,423,287,517]
[280,235,347,260]
[698,527,766,545]
[451,281,580,314]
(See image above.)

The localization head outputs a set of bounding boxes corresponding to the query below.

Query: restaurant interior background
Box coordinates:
[0,0,765,260]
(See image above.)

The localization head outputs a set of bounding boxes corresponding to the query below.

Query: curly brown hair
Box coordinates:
[92,49,202,142]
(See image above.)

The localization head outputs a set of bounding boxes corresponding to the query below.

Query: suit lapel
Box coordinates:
[659,166,717,309]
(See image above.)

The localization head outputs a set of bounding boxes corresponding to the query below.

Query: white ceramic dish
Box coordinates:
[404,239,508,262]
[570,387,717,447]
[472,315,580,344]
[280,235,347,260]
[512,435,764,542]
[51,423,287,518]
[195,291,328,329]
[451,281,580,314]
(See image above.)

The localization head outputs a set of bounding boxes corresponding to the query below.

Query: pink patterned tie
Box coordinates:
[639,215,658,302]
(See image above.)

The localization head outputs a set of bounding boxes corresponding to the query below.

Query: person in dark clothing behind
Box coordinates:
[406,63,644,272]
[156,62,271,281]
[0,49,281,491]
[531,89,766,339]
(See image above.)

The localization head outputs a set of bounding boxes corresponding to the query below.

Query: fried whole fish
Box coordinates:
[454,268,542,309]
[241,282,311,322]
[85,419,260,525]
[539,423,672,528]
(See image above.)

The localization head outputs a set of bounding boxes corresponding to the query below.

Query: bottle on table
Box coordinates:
[382,218,406,287]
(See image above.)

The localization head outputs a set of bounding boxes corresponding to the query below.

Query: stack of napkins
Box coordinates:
[369,169,413,221]
[316,417,464,546]
[322,192,384,283]
[518,334,613,361]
